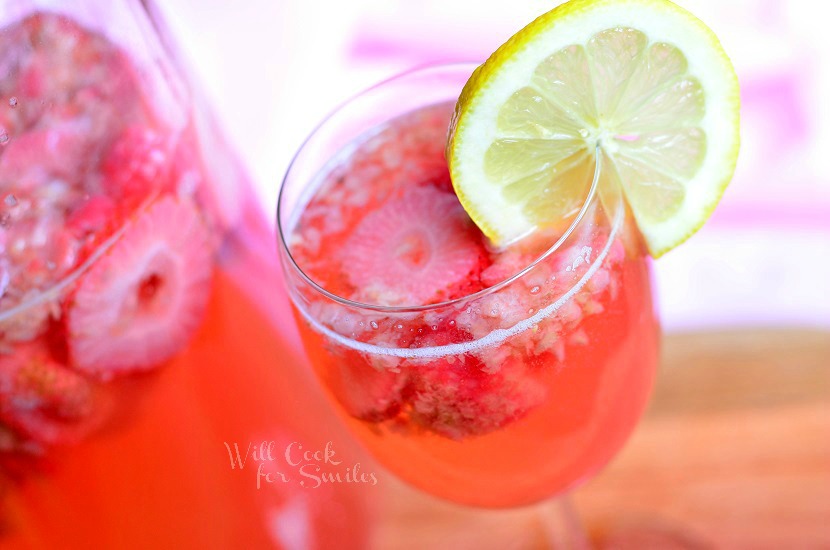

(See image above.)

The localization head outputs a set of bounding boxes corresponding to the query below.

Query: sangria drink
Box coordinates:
[1,5,369,548]
[278,65,660,508]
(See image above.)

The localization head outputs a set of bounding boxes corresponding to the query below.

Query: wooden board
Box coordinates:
[373,329,830,549]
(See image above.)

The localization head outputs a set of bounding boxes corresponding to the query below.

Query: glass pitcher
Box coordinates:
[0,2,370,547]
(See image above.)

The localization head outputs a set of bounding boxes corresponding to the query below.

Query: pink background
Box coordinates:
[159,0,830,332]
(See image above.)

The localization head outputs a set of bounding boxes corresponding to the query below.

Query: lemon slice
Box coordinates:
[447,0,740,256]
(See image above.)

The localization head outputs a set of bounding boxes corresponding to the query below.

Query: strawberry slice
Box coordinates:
[341,187,487,307]
[0,342,98,446]
[66,196,213,379]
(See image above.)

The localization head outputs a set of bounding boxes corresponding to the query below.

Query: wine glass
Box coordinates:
[277,63,659,544]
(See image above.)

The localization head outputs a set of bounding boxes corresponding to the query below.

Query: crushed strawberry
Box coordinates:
[406,353,546,440]
[100,126,174,211]
[0,291,58,345]
[0,342,99,446]
[0,126,91,190]
[66,195,117,238]
[327,350,409,422]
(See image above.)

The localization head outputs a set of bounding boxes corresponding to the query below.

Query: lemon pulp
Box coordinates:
[448,0,740,256]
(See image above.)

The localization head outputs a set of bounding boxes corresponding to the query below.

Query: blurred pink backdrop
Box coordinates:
[158,0,830,333]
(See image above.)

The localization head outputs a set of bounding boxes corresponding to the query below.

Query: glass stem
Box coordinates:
[539,495,592,549]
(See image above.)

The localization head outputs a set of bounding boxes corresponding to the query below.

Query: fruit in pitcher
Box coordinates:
[66,197,213,380]
[0,343,97,446]
[100,125,174,209]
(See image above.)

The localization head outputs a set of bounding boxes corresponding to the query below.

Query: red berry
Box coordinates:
[327,350,409,422]
[100,126,173,210]
[66,195,116,238]
[0,126,90,188]
[66,197,213,380]
[341,186,487,306]
[0,342,98,446]
[407,353,546,440]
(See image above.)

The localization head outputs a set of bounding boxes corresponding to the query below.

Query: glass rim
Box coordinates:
[276,62,609,314]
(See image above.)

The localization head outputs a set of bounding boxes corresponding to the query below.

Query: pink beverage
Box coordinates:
[0,9,370,547]
[280,68,660,508]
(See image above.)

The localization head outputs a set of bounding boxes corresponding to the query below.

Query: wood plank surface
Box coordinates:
[374,328,830,549]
